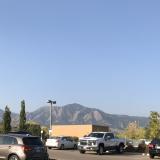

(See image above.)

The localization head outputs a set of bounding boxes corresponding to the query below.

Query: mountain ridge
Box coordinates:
[26,103,149,129]
[0,103,149,129]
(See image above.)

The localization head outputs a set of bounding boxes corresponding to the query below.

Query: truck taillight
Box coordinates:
[148,144,155,149]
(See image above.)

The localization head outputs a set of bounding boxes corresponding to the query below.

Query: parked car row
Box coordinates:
[45,131,126,155]
[45,132,160,159]
[1,131,160,160]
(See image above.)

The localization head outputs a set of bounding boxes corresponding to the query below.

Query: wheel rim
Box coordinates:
[9,156,18,160]
[119,146,123,153]
[99,146,103,154]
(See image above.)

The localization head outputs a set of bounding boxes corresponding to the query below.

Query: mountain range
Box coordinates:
[0,103,148,129]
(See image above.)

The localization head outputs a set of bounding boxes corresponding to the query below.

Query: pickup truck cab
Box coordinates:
[78,132,125,155]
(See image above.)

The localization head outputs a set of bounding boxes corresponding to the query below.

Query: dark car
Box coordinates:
[148,138,160,159]
[0,134,49,160]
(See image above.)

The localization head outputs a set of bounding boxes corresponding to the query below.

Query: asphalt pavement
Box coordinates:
[48,149,151,160]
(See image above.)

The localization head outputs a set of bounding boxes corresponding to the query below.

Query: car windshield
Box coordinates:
[50,136,60,139]
[23,137,43,145]
[88,133,104,138]
[151,139,160,145]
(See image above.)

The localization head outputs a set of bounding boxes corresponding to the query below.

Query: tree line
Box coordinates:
[1,100,48,137]
[118,111,160,140]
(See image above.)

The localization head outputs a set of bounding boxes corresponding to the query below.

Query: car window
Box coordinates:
[66,137,73,142]
[88,133,104,138]
[61,137,67,141]
[9,137,18,144]
[2,136,18,145]
[0,136,4,144]
[23,137,43,145]
[151,139,160,145]
[50,136,60,139]
[104,133,114,140]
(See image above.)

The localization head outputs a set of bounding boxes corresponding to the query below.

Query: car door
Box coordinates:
[65,137,72,149]
[61,137,68,149]
[0,136,17,159]
[67,137,74,149]
[0,136,6,159]
[104,133,115,150]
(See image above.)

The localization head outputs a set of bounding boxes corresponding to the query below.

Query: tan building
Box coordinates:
[51,124,109,138]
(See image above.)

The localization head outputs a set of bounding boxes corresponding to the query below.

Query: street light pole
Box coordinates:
[47,100,56,135]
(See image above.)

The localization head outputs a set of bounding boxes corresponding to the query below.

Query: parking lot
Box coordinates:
[48,149,151,160]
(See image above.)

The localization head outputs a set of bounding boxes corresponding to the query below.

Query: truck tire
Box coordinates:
[97,144,104,155]
[149,154,155,159]
[73,144,77,150]
[60,144,64,150]
[117,144,124,153]
[79,150,85,154]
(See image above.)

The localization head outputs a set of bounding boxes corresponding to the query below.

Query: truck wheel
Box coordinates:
[79,150,85,154]
[60,144,64,150]
[117,144,124,153]
[97,145,104,155]
[150,154,155,159]
[73,144,77,150]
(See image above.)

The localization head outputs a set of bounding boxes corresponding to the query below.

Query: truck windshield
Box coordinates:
[88,133,104,138]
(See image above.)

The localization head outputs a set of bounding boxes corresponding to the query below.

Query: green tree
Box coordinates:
[19,100,26,130]
[41,126,49,139]
[25,121,41,136]
[117,121,145,139]
[0,122,3,133]
[145,111,160,139]
[3,106,11,133]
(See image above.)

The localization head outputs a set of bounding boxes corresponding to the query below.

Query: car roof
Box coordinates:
[8,131,32,135]
[49,136,71,138]
[91,132,112,134]
[0,134,38,138]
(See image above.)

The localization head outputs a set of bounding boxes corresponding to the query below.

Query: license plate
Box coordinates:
[36,149,40,152]
[35,147,41,152]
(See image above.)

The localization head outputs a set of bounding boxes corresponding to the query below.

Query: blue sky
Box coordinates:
[0,0,160,116]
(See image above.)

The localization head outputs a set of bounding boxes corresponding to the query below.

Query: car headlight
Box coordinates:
[92,140,97,145]
[88,140,97,145]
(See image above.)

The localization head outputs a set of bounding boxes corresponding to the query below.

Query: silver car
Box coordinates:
[0,134,49,160]
[46,136,77,150]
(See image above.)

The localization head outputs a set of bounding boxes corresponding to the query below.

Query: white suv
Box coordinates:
[46,136,77,150]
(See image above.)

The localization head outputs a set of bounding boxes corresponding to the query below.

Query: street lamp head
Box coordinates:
[52,101,56,104]
[47,100,56,104]
[47,100,52,104]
